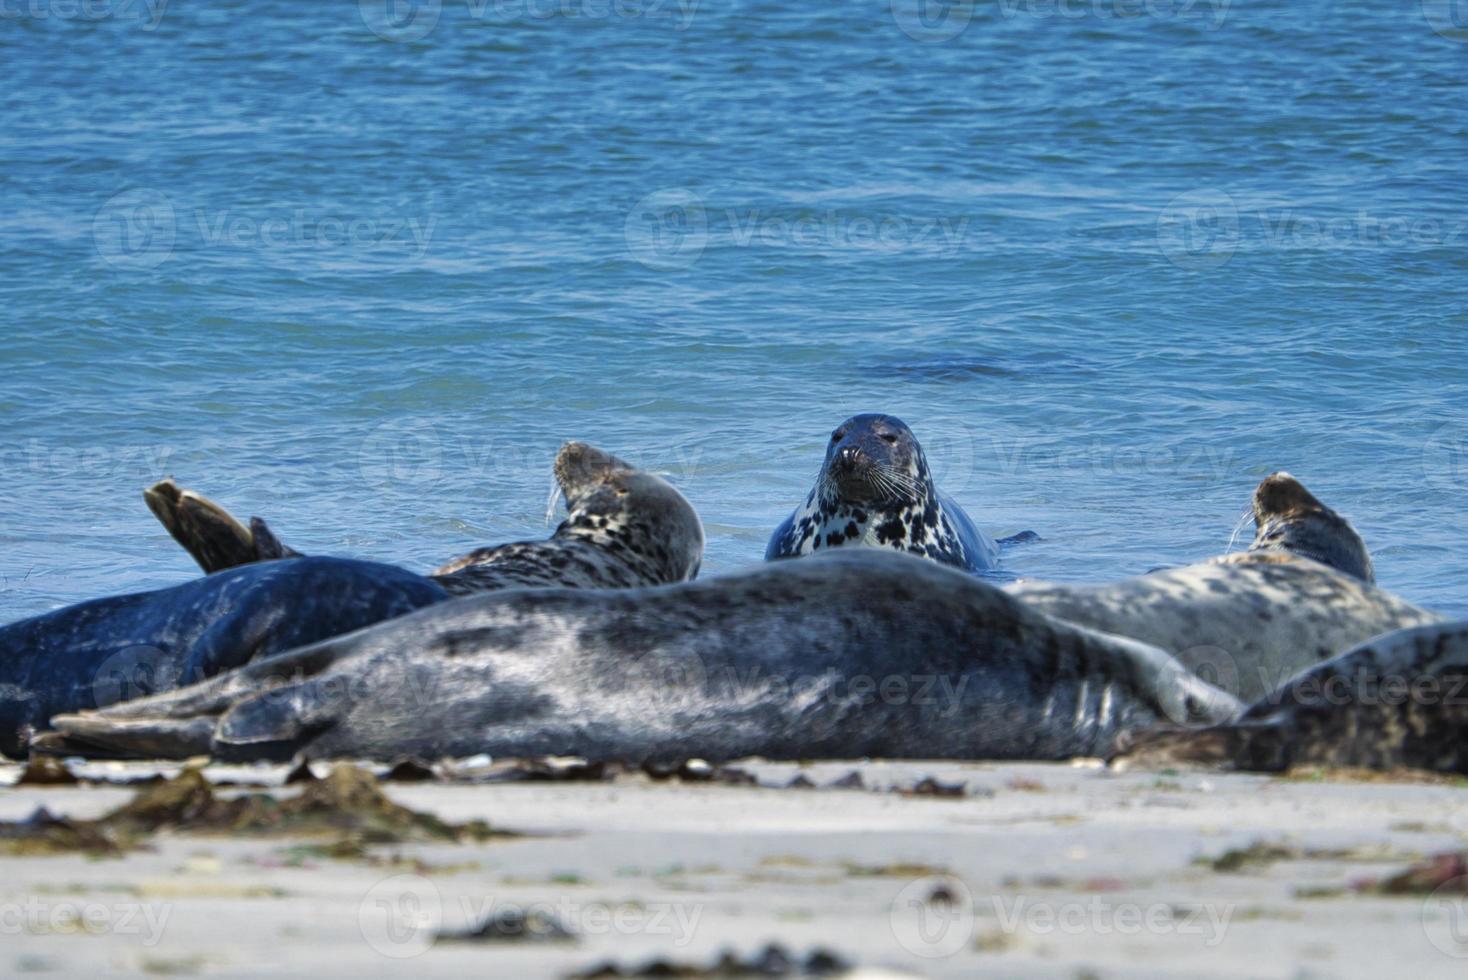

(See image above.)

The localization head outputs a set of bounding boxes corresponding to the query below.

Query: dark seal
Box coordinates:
[0,557,448,759]
[765,414,1006,572]
[1230,471,1374,582]
[146,441,704,596]
[1118,620,1468,775]
[39,550,1239,764]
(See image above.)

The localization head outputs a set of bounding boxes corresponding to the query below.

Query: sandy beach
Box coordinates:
[2,758,1465,979]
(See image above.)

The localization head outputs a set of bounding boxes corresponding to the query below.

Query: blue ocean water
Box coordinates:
[2,0,1466,620]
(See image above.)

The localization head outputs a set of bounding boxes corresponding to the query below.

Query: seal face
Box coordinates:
[765,414,998,572]
[1119,620,1468,775]
[432,441,704,595]
[40,550,1240,764]
[1239,471,1373,582]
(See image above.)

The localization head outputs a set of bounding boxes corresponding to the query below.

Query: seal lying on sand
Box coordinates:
[0,557,448,759]
[1118,620,1468,775]
[39,550,1241,763]
[1212,471,1374,582]
[147,442,704,596]
[1007,474,1437,704]
[766,414,1027,573]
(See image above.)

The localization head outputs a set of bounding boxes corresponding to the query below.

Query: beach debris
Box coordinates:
[567,943,850,977]
[1354,852,1468,895]
[901,776,967,798]
[14,756,80,786]
[439,906,578,944]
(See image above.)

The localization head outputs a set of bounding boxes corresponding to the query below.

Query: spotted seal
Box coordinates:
[1008,474,1440,703]
[1211,471,1373,581]
[766,414,1022,573]
[0,557,448,759]
[39,550,1240,763]
[146,441,704,596]
[1118,620,1468,775]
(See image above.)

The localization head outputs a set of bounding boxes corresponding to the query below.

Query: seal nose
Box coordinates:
[837,446,861,467]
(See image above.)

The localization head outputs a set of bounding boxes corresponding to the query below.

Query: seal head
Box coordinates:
[434,441,703,591]
[765,414,999,572]
[1246,471,1373,582]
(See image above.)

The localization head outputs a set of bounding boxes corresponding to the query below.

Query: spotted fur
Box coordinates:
[1228,471,1373,582]
[432,442,703,595]
[765,414,998,572]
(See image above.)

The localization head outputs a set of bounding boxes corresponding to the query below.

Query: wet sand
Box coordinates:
[1,759,1465,979]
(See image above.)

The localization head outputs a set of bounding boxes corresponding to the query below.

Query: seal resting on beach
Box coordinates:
[1117,620,1468,775]
[147,441,704,596]
[38,550,1240,763]
[0,557,448,759]
[766,414,1027,573]
[1007,474,1438,703]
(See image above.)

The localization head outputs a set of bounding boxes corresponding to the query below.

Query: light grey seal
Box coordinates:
[147,441,704,596]
[1007,474,1439,703]
[1119,620,1468,775]
[39,550,1239,763]
[766,414,1030,573]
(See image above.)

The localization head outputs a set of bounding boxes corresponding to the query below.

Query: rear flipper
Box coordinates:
[1111,720,1288,772]
[31,715,218,760]
[998,530,1041,546]
[144,479,301,573]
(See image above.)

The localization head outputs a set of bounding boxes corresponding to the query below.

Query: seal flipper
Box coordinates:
[144,480,300,573]
[31,715,218,761]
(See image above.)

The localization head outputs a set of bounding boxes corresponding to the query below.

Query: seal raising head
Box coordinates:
[434,441,704,593]
[765,413,999,572]
[1245,471,1373,582]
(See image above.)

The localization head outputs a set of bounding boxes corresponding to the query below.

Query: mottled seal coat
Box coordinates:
[0,557,447,759]
[1007,474,1438,704]
[765,414,1004,572]
[147,442,704,596]
[40,550,1241,764]
[1119,620,1468,775]
[1211,471,1374,582]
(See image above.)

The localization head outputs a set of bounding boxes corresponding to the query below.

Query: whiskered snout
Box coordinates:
[554,441,633,500]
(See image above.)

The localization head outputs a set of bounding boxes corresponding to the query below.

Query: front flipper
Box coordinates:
[145,480,301,573]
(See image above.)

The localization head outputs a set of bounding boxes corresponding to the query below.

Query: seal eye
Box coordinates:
[830,431,844,443]
[879,433,898,444]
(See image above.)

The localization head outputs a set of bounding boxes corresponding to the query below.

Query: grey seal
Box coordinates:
[39,550,1240,763]
[1007,474,1439,703]
[147,441,704,596]
[766,414,1026,573]
[1119,620,1468,775]
[0,556,448,759]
